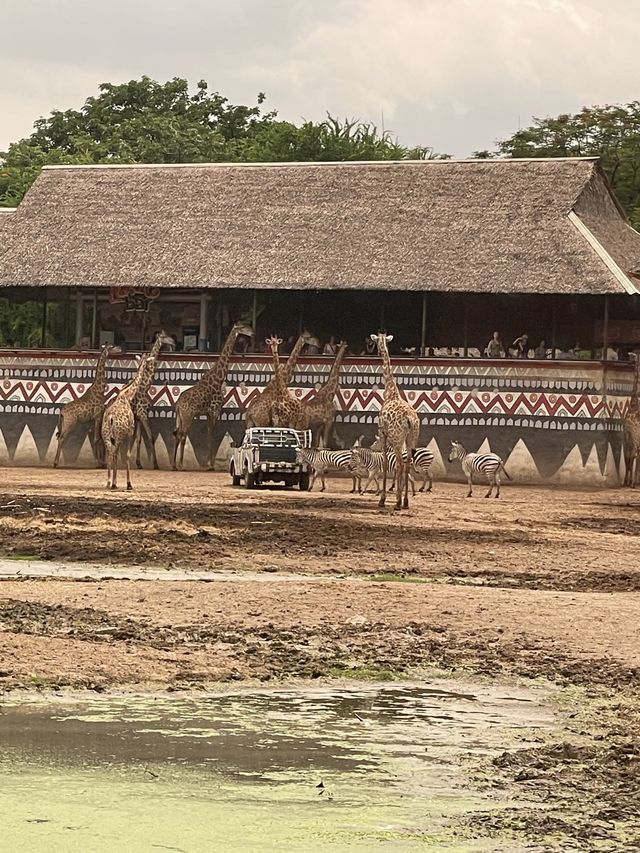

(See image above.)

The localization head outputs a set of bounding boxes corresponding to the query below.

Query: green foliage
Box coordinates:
[497,103,640,227]
[0,76,442,206]
[0,298,66,348]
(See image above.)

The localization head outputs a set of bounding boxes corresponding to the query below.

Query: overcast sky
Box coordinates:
[1,0,639,157]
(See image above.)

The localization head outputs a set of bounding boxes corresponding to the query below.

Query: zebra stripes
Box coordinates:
[296,447,354,491]
[447,441,509,498]
[350,446,435,496]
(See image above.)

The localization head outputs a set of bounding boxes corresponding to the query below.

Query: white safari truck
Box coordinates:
[229,428,313,489]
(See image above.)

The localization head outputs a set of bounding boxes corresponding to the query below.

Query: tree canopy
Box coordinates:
[0,76,441,206]
[495,103,640,227]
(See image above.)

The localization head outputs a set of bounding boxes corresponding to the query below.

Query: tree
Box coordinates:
[0,77,444,206]
[496,103,640,227]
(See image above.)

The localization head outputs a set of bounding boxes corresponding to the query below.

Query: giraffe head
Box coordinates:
[154,330,176,351]
[265,336,283,356]
[370,333,393,356]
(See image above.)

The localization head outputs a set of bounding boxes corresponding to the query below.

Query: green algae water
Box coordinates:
[0,682,552,852]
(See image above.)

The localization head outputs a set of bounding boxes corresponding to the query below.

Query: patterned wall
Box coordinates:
[0,352,632,486]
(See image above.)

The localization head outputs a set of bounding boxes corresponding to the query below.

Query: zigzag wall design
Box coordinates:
[0,353,632,485]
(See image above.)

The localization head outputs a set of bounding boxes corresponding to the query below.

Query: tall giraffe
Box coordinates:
[246,335,305,428]
[266,336,309,429]
[131,330,176,469]
[301,341,348,446]
[371,333,420,510]
[54,344,113,469]
[172,324,243,470]
[623,352,640,486]
[101,355,155,490]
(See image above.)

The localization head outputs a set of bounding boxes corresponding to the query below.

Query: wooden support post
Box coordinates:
[75,291,84,346]
[602,294,610,360]
[91,289,98,349]
[64,288,71,348]
[420,292,427,355]
[40,287,48,348]
[199,291,209,351]
[379,293,385,331]
[463,298,469,358]
[251,290,257,352]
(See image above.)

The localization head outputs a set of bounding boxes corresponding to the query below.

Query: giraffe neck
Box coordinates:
[310,344,347,403]
[121,361,149,402]
[201,327,241,396]
[91,348,111,396]
[282,336,305,385]
[270,343,286,395]
[378,342,401,401]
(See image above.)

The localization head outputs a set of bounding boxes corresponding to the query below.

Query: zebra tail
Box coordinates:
[500,460,511,480]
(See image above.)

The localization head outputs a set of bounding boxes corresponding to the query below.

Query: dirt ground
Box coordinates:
[1,468,639,849]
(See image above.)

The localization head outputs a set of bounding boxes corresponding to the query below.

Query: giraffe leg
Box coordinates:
[378,436,388,508]
[206,414,216,470]
[138,417,157,470]
[126,436,134,491]
[110,443,119,490]
[401,455,410,510]
[53,413,69,469]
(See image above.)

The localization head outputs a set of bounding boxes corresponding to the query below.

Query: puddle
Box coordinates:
[0,681,553,851]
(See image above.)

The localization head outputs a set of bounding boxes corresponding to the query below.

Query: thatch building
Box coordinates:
[0,157,638,484]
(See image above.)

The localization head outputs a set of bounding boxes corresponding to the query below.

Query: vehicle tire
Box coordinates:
[299,472,310,491]
[230,463,241,487]
[244,466,256,489]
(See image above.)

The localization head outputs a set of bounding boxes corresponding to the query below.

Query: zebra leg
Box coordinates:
[319,468,327,492]
[466,473,473,498]
[495,473,501,498]
[409,471,416,497]
[485,474,494,498]
[425,470,433,493]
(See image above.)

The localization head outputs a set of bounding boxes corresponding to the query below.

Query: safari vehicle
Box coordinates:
[229,427,313,489]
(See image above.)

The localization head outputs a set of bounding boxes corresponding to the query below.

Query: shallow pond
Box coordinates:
[0,681,552,852]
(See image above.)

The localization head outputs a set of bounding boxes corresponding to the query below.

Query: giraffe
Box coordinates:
[266,336,309,430]
[131,330,176,469]
[246,335,305,428]
[370,333,420,510]
[53,344,113,469]
[301,341,348,446]
[172,324,243,470]
[101,355,155,490]
[623,352,640,487]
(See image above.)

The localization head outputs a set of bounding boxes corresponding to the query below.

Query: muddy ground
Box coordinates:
[1,468,639,849]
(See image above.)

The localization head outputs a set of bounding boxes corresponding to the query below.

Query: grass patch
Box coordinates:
[363,572,435,584]
[327,666,401,681]
[1,553,40,561]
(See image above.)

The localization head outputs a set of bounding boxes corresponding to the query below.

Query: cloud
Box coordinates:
[1,0,640,156]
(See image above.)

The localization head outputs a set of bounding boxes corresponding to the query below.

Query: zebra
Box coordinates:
[295,447,354,492]
[447,441,510,498]
[369,435,435,493]
[391,447,435,493]
[350,446,421,495]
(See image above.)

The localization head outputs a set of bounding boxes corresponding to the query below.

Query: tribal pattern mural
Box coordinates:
[0,352,632,486]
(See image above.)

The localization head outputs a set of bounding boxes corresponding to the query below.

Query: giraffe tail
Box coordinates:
[55,412,63,440]
[108,415,116,446]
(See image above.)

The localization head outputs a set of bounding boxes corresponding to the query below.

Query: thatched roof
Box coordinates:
[0,159,639,294]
